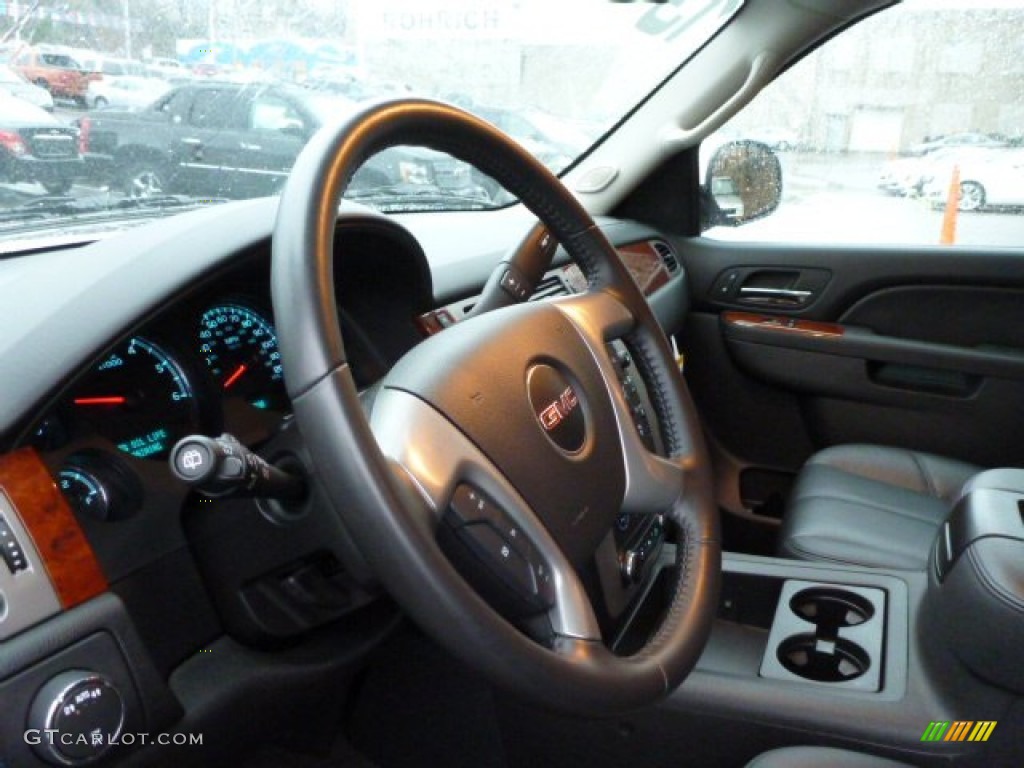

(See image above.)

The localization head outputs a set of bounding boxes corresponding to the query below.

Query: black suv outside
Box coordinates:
[78,81,482,201]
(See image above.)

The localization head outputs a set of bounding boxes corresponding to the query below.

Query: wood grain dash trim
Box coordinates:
[617,241,670,297]
[0,447,107,609]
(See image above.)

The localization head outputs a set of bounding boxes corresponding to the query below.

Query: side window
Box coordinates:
[156,89,189,116]
[702,1,1023,247]
[188,89,240,130]
[41,54,74,68]
[248,96,305,135]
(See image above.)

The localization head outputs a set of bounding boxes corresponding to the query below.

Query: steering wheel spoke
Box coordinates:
[370,387,601,641]
[553,289,685,516]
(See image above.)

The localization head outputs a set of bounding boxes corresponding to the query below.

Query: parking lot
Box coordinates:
[4,110,1024,249]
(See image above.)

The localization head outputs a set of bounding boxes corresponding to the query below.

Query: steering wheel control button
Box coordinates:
[461,522,536,595]
[499,266,531,301]
[442,485,555,614]
[608,342,659,452]
[28,670,125,766]
[619,517,665,585]
[527,364,586,454]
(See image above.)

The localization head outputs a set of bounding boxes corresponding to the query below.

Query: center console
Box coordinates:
[660,467,1024,763]
[666,544,1016,764]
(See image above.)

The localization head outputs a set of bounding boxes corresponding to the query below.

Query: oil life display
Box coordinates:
[69,336,200,460]
[198,303,286,410]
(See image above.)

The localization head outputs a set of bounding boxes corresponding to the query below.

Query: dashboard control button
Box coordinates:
[28,670,125,766]
[170,433,306,502]
[0,514,29,574]
[171,441,213,480]
[58,451,143,522]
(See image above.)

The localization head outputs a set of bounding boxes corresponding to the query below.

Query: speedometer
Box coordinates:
[198,303,285,410]
[70,336,200,459]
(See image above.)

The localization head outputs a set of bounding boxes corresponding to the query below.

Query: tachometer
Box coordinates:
[70,336,200,459]
[198,303,285,410]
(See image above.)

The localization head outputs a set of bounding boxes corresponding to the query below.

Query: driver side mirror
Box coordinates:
[703,140,782,227]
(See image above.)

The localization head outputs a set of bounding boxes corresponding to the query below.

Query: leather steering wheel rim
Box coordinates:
[271,98,720,714]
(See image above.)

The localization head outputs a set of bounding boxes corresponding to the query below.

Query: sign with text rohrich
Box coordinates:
[357,0,516,41]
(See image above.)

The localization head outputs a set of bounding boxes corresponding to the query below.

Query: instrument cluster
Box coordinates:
[33,295,289,521]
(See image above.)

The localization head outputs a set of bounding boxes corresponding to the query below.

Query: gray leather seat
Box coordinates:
[778,444,979,570]
[747,746,915,767]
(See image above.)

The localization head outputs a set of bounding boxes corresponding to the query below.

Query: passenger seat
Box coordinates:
[777,444,979,570]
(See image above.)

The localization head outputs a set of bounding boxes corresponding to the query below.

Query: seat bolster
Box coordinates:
[807,445,979,502]
[746,746,915,768]
[780,501,941,569]
[778,446,981,569]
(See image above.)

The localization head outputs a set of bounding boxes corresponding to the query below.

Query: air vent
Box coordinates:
[530,274,569,301]
[651,240,680,274]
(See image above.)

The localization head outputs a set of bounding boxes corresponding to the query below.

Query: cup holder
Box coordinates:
[777,634,870,682]
[790,587,874,629]
[759,580,886,691]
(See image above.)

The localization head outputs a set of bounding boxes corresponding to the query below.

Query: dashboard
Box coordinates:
[21,214,684,542]
[0,197,688,767]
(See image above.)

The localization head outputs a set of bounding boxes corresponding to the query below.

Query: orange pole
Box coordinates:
[940,164,960,245]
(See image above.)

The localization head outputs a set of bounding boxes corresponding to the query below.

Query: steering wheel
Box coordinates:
[270,99,720,714]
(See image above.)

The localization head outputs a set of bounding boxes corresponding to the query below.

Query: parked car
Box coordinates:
[921,146,1024,211]
[906,131,1007,157]
[86,75,170,110]
[77,81,482,200]
[878,153,930,196]
[145,56,189,78]
[9,45,98,105]
[73,54,147,79]
[0,92,81,194]
[0,64,53,111]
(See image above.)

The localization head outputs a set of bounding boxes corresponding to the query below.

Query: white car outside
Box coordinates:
[922,146,1024,211]
[0,64,54,110]
[87,75,171,110]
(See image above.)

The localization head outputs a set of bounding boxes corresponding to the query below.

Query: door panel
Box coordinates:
[677,239,1024,506]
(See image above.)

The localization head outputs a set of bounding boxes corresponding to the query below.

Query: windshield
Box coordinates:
[0,0,739,245]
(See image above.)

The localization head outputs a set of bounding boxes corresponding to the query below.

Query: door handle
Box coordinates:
[737,286,813,306]
[181,137,202,147]
[239,142,261,151]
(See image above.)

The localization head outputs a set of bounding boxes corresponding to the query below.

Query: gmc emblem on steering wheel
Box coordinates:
[539,387,579,432]
[528,364,586,454]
